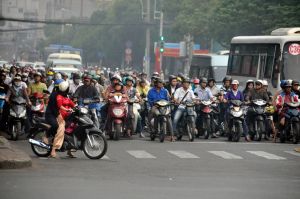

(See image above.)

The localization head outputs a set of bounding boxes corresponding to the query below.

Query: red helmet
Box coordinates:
[193,78,200,84]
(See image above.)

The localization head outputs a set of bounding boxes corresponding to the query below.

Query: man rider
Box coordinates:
[69,73,82,95]
[194,77,214,101]
[223,80,251,142]
[292,80,300,97]
[208,78,219,96]
[74,75,100,101]
[147,78,174,141]
[173,78,196,140]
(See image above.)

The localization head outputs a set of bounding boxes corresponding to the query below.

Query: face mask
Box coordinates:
[47,76,53,81]
[74,79,80,84]
[14,82,21,87]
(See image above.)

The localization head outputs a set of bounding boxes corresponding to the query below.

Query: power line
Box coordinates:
[0,17,157,26]
[0,27,44,32]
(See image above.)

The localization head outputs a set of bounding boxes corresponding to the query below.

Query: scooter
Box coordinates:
[248,99,267,141]
[280,102,300,144]
[150,100,172,142]
[30,92,45,117]
[29,106,107,159]
[196,100,213,139]
[227,100,245,142]
[79,98,101,129]
[176,100,196,142]
[9,96,27,141]
[107,93,127,140]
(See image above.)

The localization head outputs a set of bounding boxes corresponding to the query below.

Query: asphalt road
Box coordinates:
[1,137,300,199]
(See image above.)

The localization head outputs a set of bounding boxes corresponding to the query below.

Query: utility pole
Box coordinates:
[145,0,151,75]
[159,11,163,72]
[184,34,194,75]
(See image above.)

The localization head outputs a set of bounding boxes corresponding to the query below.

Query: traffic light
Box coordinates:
[159,35,164,53]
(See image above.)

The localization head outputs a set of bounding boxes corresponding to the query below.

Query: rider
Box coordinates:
[147,78,174,140]
[50,81,75,158]
[292,80,300,97]
[223,80,251,142]
[74,75,100,101]
[173,78,196,139]
[219,76,232,125]
[192,78,200,91]
[243,80,254,99]
[194,77,214,101]
[208,78,219,96]
[28,72,47,97]
[165,75,179,98]
[0,72,10,130]
[245,80,270,102]
[276,81,299,134]
[69,73,82,96]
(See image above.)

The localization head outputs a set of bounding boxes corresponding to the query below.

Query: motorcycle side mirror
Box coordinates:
[194,93,198,96]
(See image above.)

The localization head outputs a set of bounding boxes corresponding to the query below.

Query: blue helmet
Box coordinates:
[54,79,64,86]
[280,80,287,89]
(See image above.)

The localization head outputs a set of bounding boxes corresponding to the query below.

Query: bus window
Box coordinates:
[241,55,252,75]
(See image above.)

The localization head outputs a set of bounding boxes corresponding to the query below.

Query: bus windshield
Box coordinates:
[282,42,300,80]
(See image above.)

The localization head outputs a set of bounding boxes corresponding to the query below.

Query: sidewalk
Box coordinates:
[0,136,32,169]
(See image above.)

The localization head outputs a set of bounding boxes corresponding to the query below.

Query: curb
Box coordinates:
[0,136,32,169]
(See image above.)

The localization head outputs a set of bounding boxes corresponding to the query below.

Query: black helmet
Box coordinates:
[222,76,232,83]
[292,80,299,86]
[73,73,80,79]
[177,72,185,79]
[200,77,208,84]
[155,78,164,84]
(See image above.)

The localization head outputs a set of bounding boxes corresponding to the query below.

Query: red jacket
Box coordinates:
[56,94,75,119]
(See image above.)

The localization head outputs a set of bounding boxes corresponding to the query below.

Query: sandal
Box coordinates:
[67,150,76,158]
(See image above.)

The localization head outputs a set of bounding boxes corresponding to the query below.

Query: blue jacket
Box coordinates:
[147,87,169,107]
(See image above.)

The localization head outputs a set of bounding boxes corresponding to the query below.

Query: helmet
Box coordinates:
[246,79,254,84]
[223,76,232,83]
[176,77,182,82]
[22,73,28,77]
[125,76,134,82]
[231,80,239,85]
[255,80,263,85]
[177,73,185,79]
[262,80,268,86]
[61,72,68,77]
[169,75,177,81]
[152,72,159,77]
[193,78,200,84]
[58,81,69,92]
[292,80,299,86]
[54,79,64,85]
[200,77,208,84]
[182,78,191,83]
[155,78,164,84]
[283,81,292,88]
[54,73,62,80]
[111,74,122,82]
[287,79,293,85]
[34,72,42,77]
[72,73,80,79]
[280,80,287,89]
[84,75,92,80]
[47,71,54,76]
[13,76,21,81]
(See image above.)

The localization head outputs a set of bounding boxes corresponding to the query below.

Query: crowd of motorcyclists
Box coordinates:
[0,63,299,155]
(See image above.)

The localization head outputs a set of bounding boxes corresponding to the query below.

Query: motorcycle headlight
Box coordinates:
[80,107,88,114]
[10,109,16,117]
[159,107,167,115]
[231,110,243,117]
[113,108,123,116]
[19,109,26,118]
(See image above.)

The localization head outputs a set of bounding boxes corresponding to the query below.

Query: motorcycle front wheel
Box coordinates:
[159,121,167,143]
[187,120,195,142]
[292,122,299,144]
[83,132,107,159]
[11,121,21,141]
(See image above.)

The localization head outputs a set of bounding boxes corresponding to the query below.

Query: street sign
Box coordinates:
[288,43,300,55]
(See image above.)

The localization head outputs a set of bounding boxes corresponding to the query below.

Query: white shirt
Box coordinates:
[174,87,195,102]
[69,81,83,95]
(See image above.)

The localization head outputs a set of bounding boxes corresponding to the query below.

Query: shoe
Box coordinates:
[245,135,252,142]
[211,133,219,138]
[67,150,76,158]
[139,132,145,138]
[170,136,176,142]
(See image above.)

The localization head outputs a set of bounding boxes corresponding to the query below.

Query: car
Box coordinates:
[33,62,46,71]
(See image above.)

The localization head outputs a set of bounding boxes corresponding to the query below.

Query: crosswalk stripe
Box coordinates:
[168,150,199,159]
[208,151,243,159]
[247,151,286,160]
[127,150,156,159]
[284,151,300,157]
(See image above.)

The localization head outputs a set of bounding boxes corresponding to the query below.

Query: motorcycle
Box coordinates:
[0,92,6,116]
[211,97,225,136]
[195,100,213,139]
[265,104,275,139]
[107,93,127,140]
[150,100,172,142]
[9,96,27,141]
[227,100,245,142]
[30,92,45,117]
[248,99,267,141]
[176,100,196,142]
[79,98,101,129]
[29,106,107,159]
[126,97,141,135]
[280,102,300,144]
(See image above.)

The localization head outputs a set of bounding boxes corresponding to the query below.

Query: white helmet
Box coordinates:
[231,80,239,85]
[111,74,122,82]
[255,79,264,85]
[58,81,69,92]
[246,79,254,83]
[262,80,268,86]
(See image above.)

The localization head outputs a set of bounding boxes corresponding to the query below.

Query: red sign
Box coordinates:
[288,43,300,55]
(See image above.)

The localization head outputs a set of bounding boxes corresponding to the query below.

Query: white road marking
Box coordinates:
[208,151,243,159]
[168,150,199,159]
[247,151,286,160]
[284,151,300,157]
[127,150,156,159]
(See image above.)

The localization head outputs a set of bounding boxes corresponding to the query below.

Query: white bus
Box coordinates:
[226,27,300,93]
[47,53,82,64]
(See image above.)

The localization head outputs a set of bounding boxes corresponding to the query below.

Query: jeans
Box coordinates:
[172,107,185,135]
